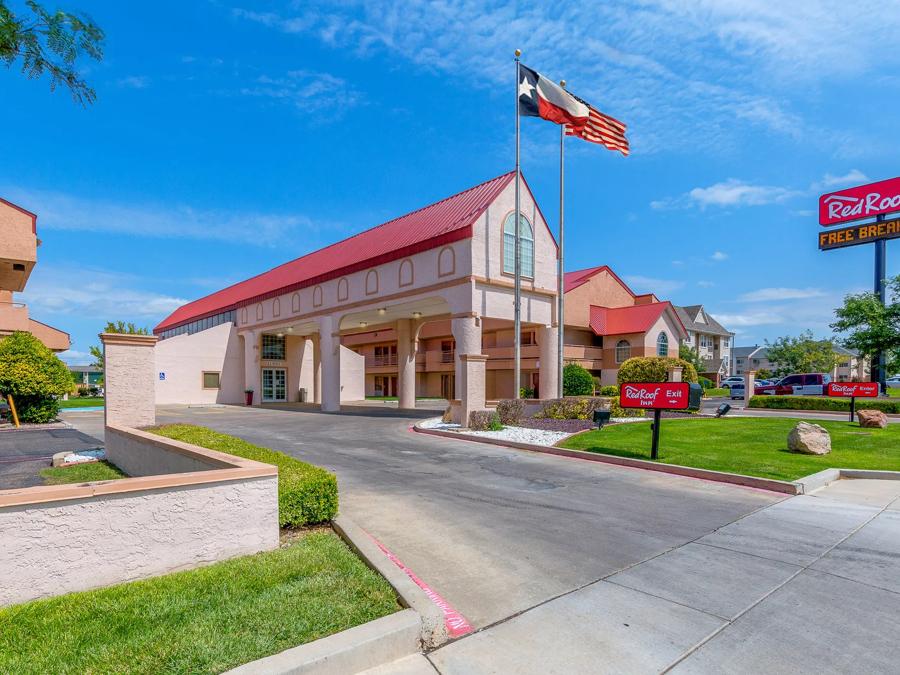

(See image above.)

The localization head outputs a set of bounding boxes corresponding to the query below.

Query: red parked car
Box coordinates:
[755,373,832,396]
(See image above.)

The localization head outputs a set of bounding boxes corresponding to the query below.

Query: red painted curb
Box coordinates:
[413,425,800,495]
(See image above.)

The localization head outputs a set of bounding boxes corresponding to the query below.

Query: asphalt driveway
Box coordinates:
[0,427,103,489]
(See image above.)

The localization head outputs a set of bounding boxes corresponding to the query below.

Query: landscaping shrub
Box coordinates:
[496,399,525,425]
[592,376,602,394]
[441,406,453,423]
[616,356,699,384]
[150,425,338,527]
[469,410,503,431]
[0,332,73,423]
[609,396,645,418]
[748,396,900,414]
[519,387,536,399]
[698,376,714,390]
[599,385,619,397]
[537,397,606,420]
[563,363,595,396]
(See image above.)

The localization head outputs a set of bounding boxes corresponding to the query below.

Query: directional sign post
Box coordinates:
[819,178,900,391]
[826,382,879,422]
[619,382,690,459]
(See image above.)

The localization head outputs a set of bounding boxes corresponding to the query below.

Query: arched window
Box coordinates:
[656,332,669,356]
[615,340,631,364]
[503,212,534,278]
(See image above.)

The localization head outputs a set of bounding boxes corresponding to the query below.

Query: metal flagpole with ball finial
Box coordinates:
[558,79,566,398]
[514,48,522,399]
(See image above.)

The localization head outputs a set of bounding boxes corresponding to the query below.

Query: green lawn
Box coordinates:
[888,388,900,398]
[40,460,126,485]
[560,417,900,481]
[58,397,104,409]
[703,387,729,397]
[0,531,399,675]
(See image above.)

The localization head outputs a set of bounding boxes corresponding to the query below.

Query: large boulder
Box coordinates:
[787,421,831,455]
[857,409,888,429]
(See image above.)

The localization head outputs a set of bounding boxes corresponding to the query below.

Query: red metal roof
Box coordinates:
[588,302,677,336]
[564,265,634,295]
[156,172,517,333]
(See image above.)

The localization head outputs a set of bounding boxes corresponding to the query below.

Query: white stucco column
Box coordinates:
[318,315,341,412]
[101,332,158,428]
[451,315,485,424]
[538,324,559,400]
[242,330,260,405]
[396,318,416,410]
[744,370,756,407]
[310,334,322,404]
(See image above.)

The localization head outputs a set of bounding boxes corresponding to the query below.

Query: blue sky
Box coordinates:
[4,0,900,364]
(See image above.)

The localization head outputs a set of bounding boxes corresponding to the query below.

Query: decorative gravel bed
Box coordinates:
[516,418,594,433]
[419,415,652,447]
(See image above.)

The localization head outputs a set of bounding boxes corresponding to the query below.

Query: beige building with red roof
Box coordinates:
[0,198,70,352]
[155,172,560,421]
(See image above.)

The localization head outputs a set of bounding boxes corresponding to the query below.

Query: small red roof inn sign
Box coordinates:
[819,177,900,227]
[620,382,690,410]
[826,382,879,398]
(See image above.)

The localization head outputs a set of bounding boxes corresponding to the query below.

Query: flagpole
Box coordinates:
[514,49,522,400]
[557,80,566,399]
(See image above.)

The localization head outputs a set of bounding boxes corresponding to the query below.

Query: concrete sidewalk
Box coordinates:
[427,479,900,674]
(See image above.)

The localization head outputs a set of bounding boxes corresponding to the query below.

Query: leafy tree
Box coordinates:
[0,0,104,105]
[756,368,772,380]
[679,344,705,374]
[562,363,594,396]
[764,331,840,377]
[0,331,73,422]
[831,275,900,377]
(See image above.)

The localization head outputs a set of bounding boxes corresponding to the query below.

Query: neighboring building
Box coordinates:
[561,267,687,385]
[0,198,70,352]
[675,305,734,383]
[732,344,869,382]
[154,171,559,419]
[69,365,103,387]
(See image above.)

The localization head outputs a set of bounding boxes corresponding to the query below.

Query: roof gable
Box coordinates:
[156,171,517,332]
[588,301,685,337]
[564,265,635,295]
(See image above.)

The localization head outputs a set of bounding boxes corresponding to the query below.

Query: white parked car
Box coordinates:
[887,375,900,388]
[721,376,745,389]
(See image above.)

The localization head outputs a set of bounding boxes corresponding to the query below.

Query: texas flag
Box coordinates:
[518,64,589,127]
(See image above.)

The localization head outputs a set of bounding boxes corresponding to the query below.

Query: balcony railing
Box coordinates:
[440,350,455,363]
[562,344,604,361]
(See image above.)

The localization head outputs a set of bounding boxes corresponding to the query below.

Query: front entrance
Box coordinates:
[374,375,398,397]
[261,367,287,402]
[441,373,455,400]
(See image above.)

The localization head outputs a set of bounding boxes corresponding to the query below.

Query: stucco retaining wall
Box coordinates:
[0,426,279,607]
[106,425,234,477]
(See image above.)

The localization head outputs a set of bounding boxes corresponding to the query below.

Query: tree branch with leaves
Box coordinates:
[0,0,104,105]
[832,275,900,375]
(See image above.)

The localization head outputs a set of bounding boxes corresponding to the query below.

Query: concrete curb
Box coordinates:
[333,514,449,649]
[795,467,900,494]
[224,609,421,675]
[413,424,801,495]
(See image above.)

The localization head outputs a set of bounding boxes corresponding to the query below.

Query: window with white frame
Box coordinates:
[656,332,669,356]
[615,340,631,363]
[502,212,534,278]
[262,334,286,360]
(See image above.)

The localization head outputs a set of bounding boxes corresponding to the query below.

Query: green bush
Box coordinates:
[537,397,606,420]
[599,385,619,397]
[616,356,699,385]
[150,425,338,527]
[609,396,645,418]
[698,376,714,390]
[563,363,595,396]
[519,387,536,399]
[469,410,503,431]
[748,396,900,414]
[496,399,525,425]
[0,332,73,423]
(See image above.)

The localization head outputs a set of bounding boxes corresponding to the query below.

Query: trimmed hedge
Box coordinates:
[537,397,606,420]
[150,424,338,527]
[748,396,900,414]
[563,363,594,396]
[599,385,619,397]
[616,356,699,385]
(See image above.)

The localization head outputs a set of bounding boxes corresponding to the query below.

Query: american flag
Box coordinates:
[564,93,629,156]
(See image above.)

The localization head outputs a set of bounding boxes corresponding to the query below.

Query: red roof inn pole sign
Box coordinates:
[826,382,879,422]
[818,177,900,390]
[619,383,690,459]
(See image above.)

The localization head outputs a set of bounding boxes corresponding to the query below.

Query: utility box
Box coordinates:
[299,388,307,403]
[688,383,703,410]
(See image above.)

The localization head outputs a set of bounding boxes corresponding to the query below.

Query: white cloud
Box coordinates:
[623,275,685,295]
[58,349,93,365]
[814,169,870,191]
[711,251,728,261]
[739,287,826,302]
[0,185,324,246]
[697,280,715,287]
[238,70,362,116]
[20,266,188,323]
[713,311,786,327]
[116,75,149,89]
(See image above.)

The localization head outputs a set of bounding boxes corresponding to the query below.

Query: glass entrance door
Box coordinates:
[262,368,287,402]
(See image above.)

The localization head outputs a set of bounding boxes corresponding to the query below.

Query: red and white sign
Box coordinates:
[820,177,900,227]
[619,382,690,409]
[826,382,879,398]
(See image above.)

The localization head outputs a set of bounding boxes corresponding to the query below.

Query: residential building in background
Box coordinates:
[732,345,869,382]
[0,198,70,352]
[675,305,733,384]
